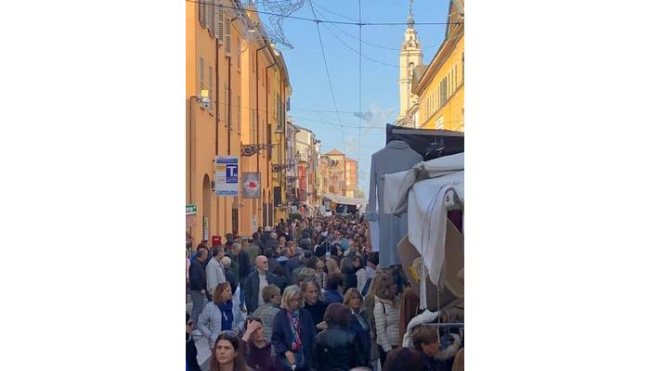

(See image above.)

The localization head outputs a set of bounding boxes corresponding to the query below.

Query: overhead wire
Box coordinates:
[305,0,343,129]
[312,1,447,50]
[206,98,389,129]
[314,9,400,68]
[185,0,460,26]
[358,0,362,168]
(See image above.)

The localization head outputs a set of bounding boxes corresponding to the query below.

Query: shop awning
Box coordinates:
[322,193,367,206]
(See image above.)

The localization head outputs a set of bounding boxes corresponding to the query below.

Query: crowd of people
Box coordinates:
[186,215,464,371]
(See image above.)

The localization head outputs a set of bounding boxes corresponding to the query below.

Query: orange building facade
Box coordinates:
[186,1,291,245]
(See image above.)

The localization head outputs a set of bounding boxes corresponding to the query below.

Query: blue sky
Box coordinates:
[257,0,451,197]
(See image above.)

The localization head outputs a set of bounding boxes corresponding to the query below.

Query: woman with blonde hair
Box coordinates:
[344,288,371,368]
[301,280,328,332]
[198,282,245,351]
[271,285,317,371]
[372,270,401,367]
[325,258,340,276]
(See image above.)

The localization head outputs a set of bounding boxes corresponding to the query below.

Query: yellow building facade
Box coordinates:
[415,0,464,132]
[187,1,291,245]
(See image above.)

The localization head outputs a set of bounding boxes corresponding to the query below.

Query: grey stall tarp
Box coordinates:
[382,153,464,296]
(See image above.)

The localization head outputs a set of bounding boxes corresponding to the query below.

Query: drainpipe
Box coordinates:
[215,37,220,156]
[265,58,276,218]
[188,95,201,235]
[255,44,265,176]
[227,16,238,156]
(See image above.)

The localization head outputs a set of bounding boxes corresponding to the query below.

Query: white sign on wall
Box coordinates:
[215,156,239,197]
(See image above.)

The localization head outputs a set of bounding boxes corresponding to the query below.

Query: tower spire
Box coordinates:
[408,0,415,28]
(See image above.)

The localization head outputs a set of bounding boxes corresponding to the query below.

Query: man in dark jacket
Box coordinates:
[264,232,279,252]
[189,248,208,327]
[299,232,313,251]
[244,255,278,313]
[261,226,272,245]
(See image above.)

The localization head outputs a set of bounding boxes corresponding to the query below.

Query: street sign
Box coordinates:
[186,204,197,215]
[242,172,261,199]
[215,156,239,197]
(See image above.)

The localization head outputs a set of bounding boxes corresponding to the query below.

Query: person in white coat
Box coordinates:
[373,270,401,368]
[198,282,245,351]
[205,247,226,302]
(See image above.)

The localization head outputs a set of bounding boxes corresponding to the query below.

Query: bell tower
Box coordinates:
[397,0,423,123]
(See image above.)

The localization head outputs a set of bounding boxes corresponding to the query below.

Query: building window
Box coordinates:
[251,108,257,143]
[237,40,241,70]
[462,52,465,83]
[237,95,241,133]
[436,117,444,130]
[199,57,205,90]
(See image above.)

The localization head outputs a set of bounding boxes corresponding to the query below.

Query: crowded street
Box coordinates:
[185,1,464,370]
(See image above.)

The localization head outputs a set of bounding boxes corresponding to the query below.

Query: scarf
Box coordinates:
[217,300,234,331]
[286,310,302,351]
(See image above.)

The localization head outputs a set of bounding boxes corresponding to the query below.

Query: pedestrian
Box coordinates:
[264,232,279,251]
[261,226,272,245]
[236,243,251,309]
[313,259,327,290]
[360,252,378,297]
[221,256,238,295]
[301,280,328,332]
[340,258,358,295]
[325,258,340,276]
[382,347,428,371]
[272,264,289,293]
[208,331,249,371]
[373,270,401,367]
[206,247,226,302]
[296,267,317,287]
[278,235,287,249]
[412,325,452,371]
[225,243,242,287]
[186,312,202,371]
[344,288,372,369]
[198,282,245,351]
[189,248,209,330]
[241,317,283,371]
[299,232,312,251]
[244,255,278,313]
[271,285,316,371]
[251,284,282,344]
[276,248,292,279]
[244,235,262,266]
[313,303,366,371]
[323,272,344,305]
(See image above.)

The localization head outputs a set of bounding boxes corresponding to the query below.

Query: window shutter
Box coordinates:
[251,108,256,143]
[237,95,241,133]
[208,66,213,105]
[237,40,241,69]
[217,3,224,41]
[200,57,205,90]
[199,0,204,26]
[225,17,231,56]
[206,0,212,33]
